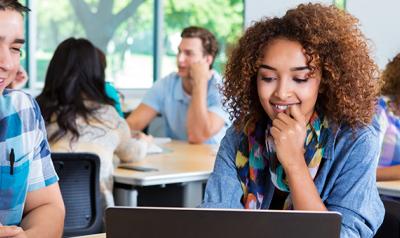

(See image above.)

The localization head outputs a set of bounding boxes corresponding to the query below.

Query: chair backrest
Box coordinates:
[375,197,400,238]
[52,152,103,237]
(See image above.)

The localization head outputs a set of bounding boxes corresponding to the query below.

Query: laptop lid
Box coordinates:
[106,207,341,238]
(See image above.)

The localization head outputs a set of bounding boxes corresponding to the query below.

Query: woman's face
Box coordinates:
[257,38,321,123]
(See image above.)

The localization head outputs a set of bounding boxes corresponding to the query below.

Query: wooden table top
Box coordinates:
[113,140,218,186]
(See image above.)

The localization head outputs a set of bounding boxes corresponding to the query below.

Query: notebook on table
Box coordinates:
[105,207,341,238]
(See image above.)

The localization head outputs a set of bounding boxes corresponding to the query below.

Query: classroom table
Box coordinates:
[377,180,400,198]
[73,234,105,238]
[113,140,218,207]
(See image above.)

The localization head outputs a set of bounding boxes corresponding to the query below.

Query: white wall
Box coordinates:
[245,0,400,69]
[347,0,400,69]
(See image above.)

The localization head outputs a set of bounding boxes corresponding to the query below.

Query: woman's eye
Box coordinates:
[293,77,309,83]
[261,77,275,82]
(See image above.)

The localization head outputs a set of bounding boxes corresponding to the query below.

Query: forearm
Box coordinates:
[21,203,65,238]
[126,112,147,131]
[286,164,327,211]
[376,165,400,181]
[126,104,157,131]
[187,85,212,143]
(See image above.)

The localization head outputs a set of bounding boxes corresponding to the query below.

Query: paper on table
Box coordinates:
[153,137,171,144]
[147,143,164,154]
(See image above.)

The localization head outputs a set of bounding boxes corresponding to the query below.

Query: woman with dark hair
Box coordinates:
[200,3,383,237]
[37,37,149,207]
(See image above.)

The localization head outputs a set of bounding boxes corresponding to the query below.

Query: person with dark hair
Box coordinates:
[36,37,150,207]
[374,53,400,181]
[126,26,230,144]
[200,3,384,237]
[0,0,65,237]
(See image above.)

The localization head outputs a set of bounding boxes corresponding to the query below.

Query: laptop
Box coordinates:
[105,207,342,238]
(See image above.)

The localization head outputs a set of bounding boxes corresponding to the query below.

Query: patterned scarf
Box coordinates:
[236,111,329,209]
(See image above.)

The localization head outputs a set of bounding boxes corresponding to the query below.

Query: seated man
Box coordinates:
[0,1,65,237]
[126,26,230,144]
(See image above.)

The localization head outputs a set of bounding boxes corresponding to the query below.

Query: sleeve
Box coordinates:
[200,126,244,208]
[114,115,148,163]
[373,97,389,151]
[105,82,124,117]
[207,78,230,125]
[141,76,167,113]
[28,98,58,192]
[325,129,384,238]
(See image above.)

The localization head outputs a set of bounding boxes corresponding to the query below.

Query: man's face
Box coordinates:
[0,9,24,94]
[176,37,211,80]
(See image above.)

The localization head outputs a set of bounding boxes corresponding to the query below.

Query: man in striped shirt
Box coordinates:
[0,1,64,237]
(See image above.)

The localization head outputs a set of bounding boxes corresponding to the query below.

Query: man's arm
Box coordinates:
[126,103,158,131]
[21,183,65,238]
[187,64,225,143]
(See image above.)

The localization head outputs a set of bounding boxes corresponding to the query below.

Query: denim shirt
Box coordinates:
[201,124,384,238]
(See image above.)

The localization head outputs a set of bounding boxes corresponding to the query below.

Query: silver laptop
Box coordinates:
[105,207,341,238]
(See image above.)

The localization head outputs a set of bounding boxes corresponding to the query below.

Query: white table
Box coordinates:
[377,180,400,198]
[73,233,105,238]
[113,140,218,207]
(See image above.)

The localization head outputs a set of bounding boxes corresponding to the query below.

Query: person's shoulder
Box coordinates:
[3,89,37,111]
[337,123,377,140]
[222,124,245,144]
[161,72,180,84]
[333,123,379,155]
[93,103,119,116]
[149,72,179,92]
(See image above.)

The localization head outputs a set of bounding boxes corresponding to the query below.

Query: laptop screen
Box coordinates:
[106,207,341,238]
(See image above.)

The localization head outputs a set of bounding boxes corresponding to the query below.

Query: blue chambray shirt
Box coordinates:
[142,71,231,144]
[0,90,58,225]
[201,124,384,238]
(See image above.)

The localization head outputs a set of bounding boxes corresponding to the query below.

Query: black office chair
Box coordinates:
[375,197,400,238]
[52,153,103,237]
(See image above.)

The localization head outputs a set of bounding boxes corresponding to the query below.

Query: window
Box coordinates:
[27,0,244,90]
[333,0,347,10]
[162,0,244,78]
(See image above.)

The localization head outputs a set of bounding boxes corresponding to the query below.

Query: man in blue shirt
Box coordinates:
[126,26,230,144]
[0,1,65,237]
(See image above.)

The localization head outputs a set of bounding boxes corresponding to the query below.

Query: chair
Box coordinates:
[375,197,400,238]
[51,153,103,237]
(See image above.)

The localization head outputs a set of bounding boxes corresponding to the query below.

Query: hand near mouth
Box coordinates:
[270,104,307,171]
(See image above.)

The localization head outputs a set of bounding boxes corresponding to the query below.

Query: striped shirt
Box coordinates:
[0,89,58,226]
[374,96,400,167]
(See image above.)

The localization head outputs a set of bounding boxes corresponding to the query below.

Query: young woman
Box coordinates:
[37,37,149,207]
[375,53,400,181]
[201,3,384,237]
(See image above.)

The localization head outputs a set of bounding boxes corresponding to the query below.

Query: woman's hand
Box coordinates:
[131,130,154,143]
[270,105,307,171]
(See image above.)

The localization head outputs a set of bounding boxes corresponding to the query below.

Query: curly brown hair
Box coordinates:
[381,53,400,99]
[224,3,378,131]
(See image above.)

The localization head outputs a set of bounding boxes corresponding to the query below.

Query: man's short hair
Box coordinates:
[181,26,219,68]
[0,0,30,15]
